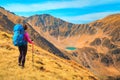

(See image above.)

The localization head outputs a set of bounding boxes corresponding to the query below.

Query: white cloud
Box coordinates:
[1,0,120,24]
[60,11,120,24]
[2,0,120,12]
[2,1,87,12]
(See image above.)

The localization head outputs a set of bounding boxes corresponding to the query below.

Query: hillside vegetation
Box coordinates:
[0,30,98,80]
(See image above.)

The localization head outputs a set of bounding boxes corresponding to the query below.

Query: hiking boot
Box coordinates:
[21,64,25,68]
[21,66,24,69]
[18,63,22,66]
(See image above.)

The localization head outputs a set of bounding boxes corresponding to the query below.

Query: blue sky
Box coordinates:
[0,0,120,24]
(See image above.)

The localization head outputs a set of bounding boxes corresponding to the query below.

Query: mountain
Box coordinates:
[0,6,120,80]
[0,29,98,80]
[25,13,120,79]
[25,14,95,48]
[71,14,120,78]
[0,6,24,24]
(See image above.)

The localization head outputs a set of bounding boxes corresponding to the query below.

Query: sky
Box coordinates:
[0,0,120,24]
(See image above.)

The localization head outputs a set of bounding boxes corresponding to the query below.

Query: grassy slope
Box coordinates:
[0,31,98,80]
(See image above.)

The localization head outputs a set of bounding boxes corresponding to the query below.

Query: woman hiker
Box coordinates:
[18,24,33,68]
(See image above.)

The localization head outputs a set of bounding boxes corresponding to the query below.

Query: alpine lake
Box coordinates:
[66,47,76,51]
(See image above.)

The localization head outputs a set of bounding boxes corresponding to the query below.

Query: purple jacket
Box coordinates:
[24,32,32,44]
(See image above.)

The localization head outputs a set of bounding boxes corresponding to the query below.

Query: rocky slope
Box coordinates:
[66,14,120,79]
[0,6,24,24]
[0,12,14,33]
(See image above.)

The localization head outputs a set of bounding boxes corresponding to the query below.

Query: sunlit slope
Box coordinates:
[0,31,98,80]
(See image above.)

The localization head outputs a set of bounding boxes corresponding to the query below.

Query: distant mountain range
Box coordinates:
[0,6,120,80]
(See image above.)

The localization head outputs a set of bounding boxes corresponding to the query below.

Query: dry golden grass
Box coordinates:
[0,31,98,80]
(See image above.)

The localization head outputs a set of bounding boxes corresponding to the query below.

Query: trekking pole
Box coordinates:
[32,44,34,67]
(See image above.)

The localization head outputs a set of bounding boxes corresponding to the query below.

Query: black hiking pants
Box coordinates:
[18,44,27,67]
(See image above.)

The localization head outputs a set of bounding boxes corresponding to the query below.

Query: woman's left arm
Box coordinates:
[24,32,33,44]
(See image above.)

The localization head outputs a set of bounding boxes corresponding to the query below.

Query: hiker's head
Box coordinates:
[23,24,28,30]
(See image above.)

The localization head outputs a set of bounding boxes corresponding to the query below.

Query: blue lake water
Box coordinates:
[66,47,76,50]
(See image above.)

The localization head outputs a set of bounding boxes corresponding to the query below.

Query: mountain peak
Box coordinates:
[0,6,16,15]
[30,14,53,18]
[0,6,5,9]
[106,13,120,17]
[102,13,120,20]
